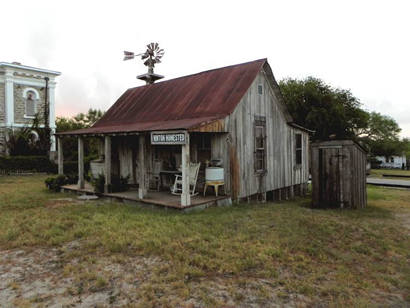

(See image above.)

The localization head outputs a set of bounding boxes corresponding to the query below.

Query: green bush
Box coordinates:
[44,174,78,192]
[0,156,55,173]
[91,174,130,193]
[92,174,105,194]
[112,174,130,193]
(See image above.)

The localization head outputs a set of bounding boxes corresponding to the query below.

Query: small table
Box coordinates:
[203,181,225,197]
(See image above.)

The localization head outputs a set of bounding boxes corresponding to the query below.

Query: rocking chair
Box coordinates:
[171,162,201,196]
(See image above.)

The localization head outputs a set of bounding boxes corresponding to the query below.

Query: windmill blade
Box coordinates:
[123,55,135,61]
[123,51,135,61]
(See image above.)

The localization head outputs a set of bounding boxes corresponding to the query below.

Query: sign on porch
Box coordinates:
[151,131,187,145]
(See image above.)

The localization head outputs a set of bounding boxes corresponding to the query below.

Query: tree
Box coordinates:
[72,109,104,128]
[56,109,105,161]
[6,114,50,156]
[56,108,104,133]
[359,112,401,142]
[279,77,369,141]
[359,112,403,158]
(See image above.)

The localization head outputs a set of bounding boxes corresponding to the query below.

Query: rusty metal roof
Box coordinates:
[59,59,269,136]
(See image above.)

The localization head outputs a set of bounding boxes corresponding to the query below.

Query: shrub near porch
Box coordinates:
[0,175,409,306]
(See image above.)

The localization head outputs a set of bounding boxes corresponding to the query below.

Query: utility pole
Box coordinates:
[44,76,51,155]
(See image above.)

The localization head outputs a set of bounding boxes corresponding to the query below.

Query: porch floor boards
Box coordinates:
[61,184,230,210]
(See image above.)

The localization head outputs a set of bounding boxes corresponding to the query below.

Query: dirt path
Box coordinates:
[396,211,410,235]
[0,242,307,307]
[0,242,163,307]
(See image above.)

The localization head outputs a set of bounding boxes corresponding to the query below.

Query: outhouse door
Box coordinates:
[318,146,342,207]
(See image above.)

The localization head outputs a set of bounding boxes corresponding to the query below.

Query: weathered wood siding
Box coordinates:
[117,136,139,184]
[217,70,309,199]
[114,68,310,199]
[311,140,367,209]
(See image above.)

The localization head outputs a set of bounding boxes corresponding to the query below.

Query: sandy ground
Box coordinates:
[0,242,161,307]
[0,241,307,308]
[1,196,409,307]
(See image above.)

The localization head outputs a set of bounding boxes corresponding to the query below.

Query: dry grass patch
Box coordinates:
[0,175,409,307]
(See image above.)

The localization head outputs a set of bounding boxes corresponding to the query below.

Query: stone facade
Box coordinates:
[13,85,46,124]
[0,83,4,123]
[0,62,60,156]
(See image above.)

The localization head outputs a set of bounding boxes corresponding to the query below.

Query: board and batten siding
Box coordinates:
[219,69,309,199]
[311,140,367,209]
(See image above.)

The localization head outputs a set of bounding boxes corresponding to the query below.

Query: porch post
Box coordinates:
[57,137,64,175]
[104,135,112,193]
[78,136,84,189]
[181,132,191,207]
[138,134,147,199]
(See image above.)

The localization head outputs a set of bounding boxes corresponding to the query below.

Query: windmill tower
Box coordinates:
[123,43,164,85]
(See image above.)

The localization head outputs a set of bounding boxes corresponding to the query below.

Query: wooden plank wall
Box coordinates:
[222,70,310,199]
[311,141,367,208]
[113,70,310,200]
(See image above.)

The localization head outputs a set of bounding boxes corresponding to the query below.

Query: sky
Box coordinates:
[1,0,409,137]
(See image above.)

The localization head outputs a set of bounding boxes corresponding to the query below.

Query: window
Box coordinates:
[258,84,263,95]
[26,91,36,116]
[254,116,266,172]
[390,157,394,163]
[295,133,302,165]
[23,88,40,118]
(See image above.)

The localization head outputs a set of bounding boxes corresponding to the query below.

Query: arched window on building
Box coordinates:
[23,88,40,118]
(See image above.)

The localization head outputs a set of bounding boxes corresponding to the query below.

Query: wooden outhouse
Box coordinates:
[57,59,311,209]
[311,140,367,209]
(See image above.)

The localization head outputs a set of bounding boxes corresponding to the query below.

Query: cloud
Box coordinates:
[25,22,57,68]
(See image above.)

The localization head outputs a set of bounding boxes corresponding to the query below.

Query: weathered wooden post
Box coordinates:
[181,132,191,207]
[57,137,64,175]
[104,135,111,193]
[138,134,147,199]
[78,136,84,189]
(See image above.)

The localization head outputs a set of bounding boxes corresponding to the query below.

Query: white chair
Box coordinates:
[171,162,201,196]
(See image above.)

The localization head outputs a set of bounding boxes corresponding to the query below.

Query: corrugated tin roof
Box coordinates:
[59,59,275,135]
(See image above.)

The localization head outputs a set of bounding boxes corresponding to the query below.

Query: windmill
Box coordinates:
[123,43,165,84]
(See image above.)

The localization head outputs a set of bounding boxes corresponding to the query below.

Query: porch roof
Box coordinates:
[56,116,222,136]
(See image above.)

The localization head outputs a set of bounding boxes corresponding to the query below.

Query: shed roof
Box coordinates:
[58,59,291,136]
[311,139,368,154]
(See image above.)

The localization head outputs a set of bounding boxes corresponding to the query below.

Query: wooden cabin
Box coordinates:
[57,59,311,209]
[311,140,367,209]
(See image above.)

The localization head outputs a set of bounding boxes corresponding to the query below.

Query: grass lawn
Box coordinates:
[0,175,409,307]
[369,168,410,180]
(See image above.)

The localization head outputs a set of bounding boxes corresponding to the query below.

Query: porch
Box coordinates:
[61,183,231,210]
[56,129,230,209]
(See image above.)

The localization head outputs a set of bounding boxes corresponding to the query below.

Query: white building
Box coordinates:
[0,62,60,156]
[375,155,407,169]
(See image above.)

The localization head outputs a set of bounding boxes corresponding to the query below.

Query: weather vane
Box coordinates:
[123,43,165,84]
